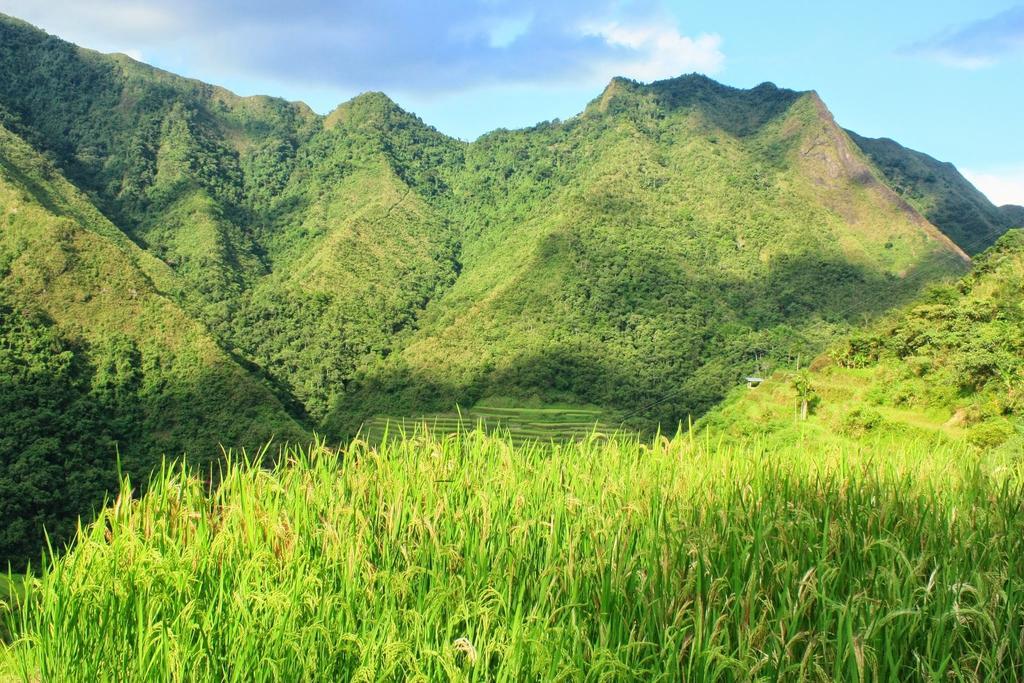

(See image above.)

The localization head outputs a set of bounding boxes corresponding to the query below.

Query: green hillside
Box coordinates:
[228,93,464,419]
[849,131,1016,253]
[1004,204,1024,228]
[0,14,320,329]
[699,229,1024,453]
[331,76,971,432]
[0,120,307,568]
[0,12,1015,569]
[1,15,995,441]
[0,15,466,422]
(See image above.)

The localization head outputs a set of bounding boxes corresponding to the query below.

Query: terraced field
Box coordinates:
[361,405,627,445]
[697,365,977,452]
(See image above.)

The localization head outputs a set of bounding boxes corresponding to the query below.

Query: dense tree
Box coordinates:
[0,304,117,568]
[849,131,1019,253]
[0,12,1016,567]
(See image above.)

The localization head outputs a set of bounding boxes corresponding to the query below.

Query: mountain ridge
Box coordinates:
[0,12,1004,254]
[0,116,308,566]
[0,11,1002,430]
[0,11,1015,567]
[847,130,1017,253]
[327,71,974,431]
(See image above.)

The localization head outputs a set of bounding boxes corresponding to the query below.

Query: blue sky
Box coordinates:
[2,0,1022,204]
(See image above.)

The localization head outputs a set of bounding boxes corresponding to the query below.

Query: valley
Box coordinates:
[0,9,1023,680]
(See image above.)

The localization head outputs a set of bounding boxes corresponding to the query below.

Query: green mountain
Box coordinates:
[329,76,972,431]
[227,93,464,419]
[2,15,994,439]
[0,15,467,423]
[699,229,1024,454]
[0,13,1015,564]
[0,14,320,328]
[1003,204,1024,228]
[0,115,307,568]
[848,131,1018,253]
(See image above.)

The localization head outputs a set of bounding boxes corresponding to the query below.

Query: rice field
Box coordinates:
[2,429,1023,681]
[361,405,622,445]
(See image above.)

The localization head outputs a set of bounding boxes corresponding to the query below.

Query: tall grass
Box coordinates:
[2,429,1023,681]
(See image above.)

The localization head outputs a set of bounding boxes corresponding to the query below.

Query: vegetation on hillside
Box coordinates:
[0,13,1017,572]
[849,131,1016,253]
[227,94,465,419]
[331,76,971,432]
[0,303,119,566]
[3,432,1022,680]
[0,13,319,329]
[700,230,1024,454]
[1,14,999,442]
[0,118,307,569]
[1003,204,1024,228]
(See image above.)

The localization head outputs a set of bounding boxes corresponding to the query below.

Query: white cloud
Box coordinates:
[0,0,724,95]
[962,166,1024,206]
[581,22,724,81]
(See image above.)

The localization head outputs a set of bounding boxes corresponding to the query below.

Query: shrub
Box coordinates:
[967,420,1014,449]
[841,407,884,435]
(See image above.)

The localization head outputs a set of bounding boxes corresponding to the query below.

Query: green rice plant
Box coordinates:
[2,429,1023,681]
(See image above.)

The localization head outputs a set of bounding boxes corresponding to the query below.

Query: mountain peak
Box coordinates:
[597,73,801,100]
[324,91,405,130]
[585,72,806,137]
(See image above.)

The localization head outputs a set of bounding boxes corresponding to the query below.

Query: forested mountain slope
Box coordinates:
[329,76,971,431]
[0,15,468,422]
[699,229,1024,454]
[0,14,320,328]
[0,120,307,568]
[849,131,1018,253]
[0,12,1008,440]
[227,93,465,419]
[1003,204,1024,228]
